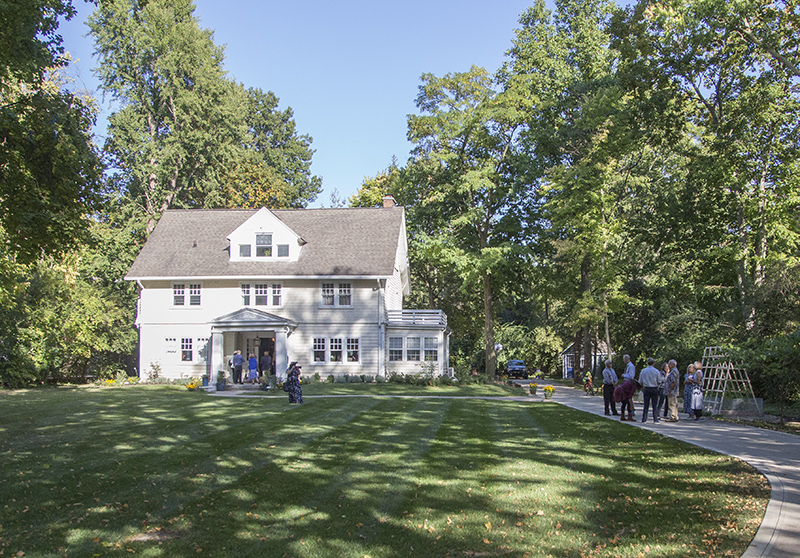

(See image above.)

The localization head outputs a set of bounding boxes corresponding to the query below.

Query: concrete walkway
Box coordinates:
[531,381,800,558]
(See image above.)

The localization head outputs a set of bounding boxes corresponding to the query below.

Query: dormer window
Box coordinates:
[256,233,272,257]
[227,208,301,262]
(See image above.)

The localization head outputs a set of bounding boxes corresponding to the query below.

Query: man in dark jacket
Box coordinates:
[260,350,272,377]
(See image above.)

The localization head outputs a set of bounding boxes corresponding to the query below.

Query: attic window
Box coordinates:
[239,244,251,257]
[256,233,272,257]
[277,244,289,257]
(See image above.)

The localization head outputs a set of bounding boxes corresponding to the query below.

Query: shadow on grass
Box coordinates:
[0,387,768,557]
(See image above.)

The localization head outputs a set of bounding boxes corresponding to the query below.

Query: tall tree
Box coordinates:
[88,0,246,233]
[1,0,101,262]
[504,0,625,379]
[628,0,800,333]
[406,66,530,379]
[223,87,322,209]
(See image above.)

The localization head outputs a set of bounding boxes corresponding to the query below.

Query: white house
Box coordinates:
[125,197,450,382]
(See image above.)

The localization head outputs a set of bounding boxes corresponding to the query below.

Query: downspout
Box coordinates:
[377,278,386,377]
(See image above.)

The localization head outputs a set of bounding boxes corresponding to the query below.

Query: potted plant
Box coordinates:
[201,373,209,387]
[543,385,555,399]
[215,371,227,391]
[528,383,537,396]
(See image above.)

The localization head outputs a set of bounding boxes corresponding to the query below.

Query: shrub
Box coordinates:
[314,372,321,382]
[327,374,335,383]
[347,375,362,383]
[376,375,386,383]
[146,362,161,382]
[334,374,348,383]
[362,374,375,383]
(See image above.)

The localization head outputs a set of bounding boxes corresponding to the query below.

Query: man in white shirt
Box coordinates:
[639,357,661,423]
[601,359,619,416]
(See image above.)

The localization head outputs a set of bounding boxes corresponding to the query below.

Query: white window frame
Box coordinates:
[271,283,282,306]
[245,283,282,308]
[388,337,403,361]
[313,338,326,362]
[277,244,289,257]
[239,244,251,257]
[189,283,201,306]
[312,337,360,364]
[330,338,343,362]
[347,338,360,362]
[181,338,193,361]
[320,282,352,308]
[424,337,438,362]
[255,233,273,257]
[406,337,421,361]
[173,284,185,306]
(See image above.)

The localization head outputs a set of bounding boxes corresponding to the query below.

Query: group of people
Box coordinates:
[601,354,705,423]
[229,349,273,384]
[227,350,303,404]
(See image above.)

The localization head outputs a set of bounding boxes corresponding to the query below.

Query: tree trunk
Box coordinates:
[483,270,496,379]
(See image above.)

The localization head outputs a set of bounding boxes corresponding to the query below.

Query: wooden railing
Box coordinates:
[386,310,447,327]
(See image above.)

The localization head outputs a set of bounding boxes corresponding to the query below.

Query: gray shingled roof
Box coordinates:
[126,207,405,279]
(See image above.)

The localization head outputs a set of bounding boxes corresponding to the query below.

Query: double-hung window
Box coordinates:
[424,337,439,361]
[173,283,200,306]
[330,338,343,362]
[242,283,282,307]
[189,284,201,306]
[313,338,326,362]
[389,337,403,361]
[255,284,269,306]
[406,337,421,361]
[347,338,359,362]
[256,233,272,257]
[173,284,185,306]
[181,338,193,361]
[321,282,352,307]
[312,337,359,363]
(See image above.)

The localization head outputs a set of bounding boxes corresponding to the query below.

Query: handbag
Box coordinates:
[691,386,703,409]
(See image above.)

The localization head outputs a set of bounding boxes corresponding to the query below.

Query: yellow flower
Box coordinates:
[543,385,555,394]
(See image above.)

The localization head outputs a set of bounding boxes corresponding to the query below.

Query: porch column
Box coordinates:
[210,331,224,390]
[274,329,288,381]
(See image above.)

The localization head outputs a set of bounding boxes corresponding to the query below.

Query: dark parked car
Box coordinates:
[505,359,529,379]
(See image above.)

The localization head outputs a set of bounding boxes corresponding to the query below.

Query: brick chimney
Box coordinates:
[382,194,397,208]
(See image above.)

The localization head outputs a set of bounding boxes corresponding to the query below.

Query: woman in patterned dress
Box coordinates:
[285,362,303,404]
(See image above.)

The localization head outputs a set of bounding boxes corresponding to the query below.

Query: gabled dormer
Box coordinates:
[228,207,304,263]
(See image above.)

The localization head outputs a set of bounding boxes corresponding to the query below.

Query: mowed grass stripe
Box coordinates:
[0,388,768,558]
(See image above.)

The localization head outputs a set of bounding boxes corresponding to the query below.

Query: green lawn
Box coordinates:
[0,386,768,557]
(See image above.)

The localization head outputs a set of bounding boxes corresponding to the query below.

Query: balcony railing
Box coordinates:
[387,309,447,327]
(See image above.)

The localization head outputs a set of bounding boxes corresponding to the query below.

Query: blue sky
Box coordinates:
[59,1,538,207]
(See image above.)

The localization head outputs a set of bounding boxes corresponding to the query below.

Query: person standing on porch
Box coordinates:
[232,350,244,385]
[248,353,258,383]
[260,350,272,377]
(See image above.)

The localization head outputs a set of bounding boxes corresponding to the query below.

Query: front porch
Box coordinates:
[209,308,296,388]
